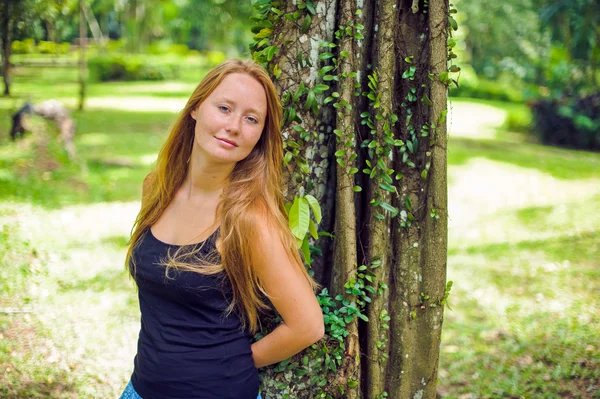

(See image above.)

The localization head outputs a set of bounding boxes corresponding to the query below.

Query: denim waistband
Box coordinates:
[119,380,263,399]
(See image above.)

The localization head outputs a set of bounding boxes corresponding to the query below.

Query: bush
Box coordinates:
[451,77,524,103]
[530,93,600,151]
[88,54,180,82]
[12,39,35,54]
[37,41,58,54]
[206,50,226,67]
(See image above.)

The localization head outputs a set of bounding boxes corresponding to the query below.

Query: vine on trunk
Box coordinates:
[249,0,456,397]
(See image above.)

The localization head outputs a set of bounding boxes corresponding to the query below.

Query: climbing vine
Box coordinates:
[248,0,455,397]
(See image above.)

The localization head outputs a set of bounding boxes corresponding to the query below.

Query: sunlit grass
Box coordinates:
[0,73,598,398]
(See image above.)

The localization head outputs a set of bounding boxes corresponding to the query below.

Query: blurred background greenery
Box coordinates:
[0,0,598,398]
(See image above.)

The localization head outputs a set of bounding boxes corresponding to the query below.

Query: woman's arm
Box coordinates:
[250,219,324,369]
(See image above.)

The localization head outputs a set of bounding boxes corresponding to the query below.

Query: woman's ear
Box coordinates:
[190,108,197,120]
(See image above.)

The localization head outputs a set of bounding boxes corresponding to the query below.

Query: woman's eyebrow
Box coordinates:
[215,97,264,118]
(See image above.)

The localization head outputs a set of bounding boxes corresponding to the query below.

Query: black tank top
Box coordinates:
[129,228,260,399]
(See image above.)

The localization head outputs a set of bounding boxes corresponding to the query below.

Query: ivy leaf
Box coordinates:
[284,151,293,164]
[319,65,334,76]
[301,14,312,33]
[255,28,273,39]
[289,196,310,240]
[353,185,362,192]
[301,236,311,265]
[314,84,329,93]
[303,89,316,111]
[421,94,433,106]
[379,182,396,193]
[304,194,322,224]
[265,45,279,61]
[379,202,399,217]
[309,219,319,240]
[448,16,458,31]
[319,52,334,60]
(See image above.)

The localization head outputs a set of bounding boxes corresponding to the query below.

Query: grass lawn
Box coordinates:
[0,73,598,398]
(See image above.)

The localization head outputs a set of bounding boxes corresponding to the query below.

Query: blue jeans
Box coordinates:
[119,381,263,399]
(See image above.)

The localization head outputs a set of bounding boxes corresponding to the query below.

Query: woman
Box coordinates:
[120,59,324,399]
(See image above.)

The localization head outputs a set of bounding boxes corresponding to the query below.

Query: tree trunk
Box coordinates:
[1,0,12,96]
[78,0,87,111]
[252,0,449,397]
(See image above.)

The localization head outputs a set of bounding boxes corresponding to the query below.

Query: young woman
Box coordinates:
[120,59,324,399]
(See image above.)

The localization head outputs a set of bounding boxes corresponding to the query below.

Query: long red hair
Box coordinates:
[126,59,316,333]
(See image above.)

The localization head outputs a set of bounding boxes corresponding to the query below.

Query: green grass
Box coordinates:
[1,68,599,398]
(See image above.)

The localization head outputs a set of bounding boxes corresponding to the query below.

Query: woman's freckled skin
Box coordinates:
[190,73,267,167]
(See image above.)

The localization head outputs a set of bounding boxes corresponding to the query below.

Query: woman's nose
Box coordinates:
[226,115,242,134]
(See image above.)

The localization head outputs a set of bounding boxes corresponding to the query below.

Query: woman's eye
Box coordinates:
[219,106,229,112]
[247,117,258,123]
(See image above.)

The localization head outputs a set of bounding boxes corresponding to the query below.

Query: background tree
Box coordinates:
[0,0,37,96]
[250,0,451,397]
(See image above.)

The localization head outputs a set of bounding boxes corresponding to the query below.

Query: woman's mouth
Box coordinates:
[215,137,238,147]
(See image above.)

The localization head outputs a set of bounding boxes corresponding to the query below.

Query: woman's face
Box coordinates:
[190,73,267,166]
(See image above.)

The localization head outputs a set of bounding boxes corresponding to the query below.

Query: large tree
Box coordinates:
[250,0,451,398]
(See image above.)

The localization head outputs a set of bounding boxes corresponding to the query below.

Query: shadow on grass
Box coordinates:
[448,137,600,180]
[458,230,600,265]
[440,294,600,398]
[0,379,77,399]
[0,108,173,209]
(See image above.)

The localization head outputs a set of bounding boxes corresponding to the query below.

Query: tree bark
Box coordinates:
[257,0,449,397]
[78,0,87,111]
[267,0,338,283]
[1,0,12,96]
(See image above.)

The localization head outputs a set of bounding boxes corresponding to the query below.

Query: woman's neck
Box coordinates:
[182,152,234,200]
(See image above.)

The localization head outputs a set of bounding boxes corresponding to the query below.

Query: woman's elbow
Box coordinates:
[305,318,325,345]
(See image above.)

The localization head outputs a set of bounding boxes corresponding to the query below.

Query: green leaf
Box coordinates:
[319,52,334,60]
[284,151,293,164]
[301,14,312,33]
[309,219,319,240]
[421,94,433,106]
[314,84,329,93]
[266,46,279,61]
[304,194,322,224]
[289,197,310,240]
[301,236,311,265]
[319,65,334,76]
[303,89,316,111]
[353,185,362,192]
[448,16,458,31]
[379,182,396,193]
[379,202,398,216]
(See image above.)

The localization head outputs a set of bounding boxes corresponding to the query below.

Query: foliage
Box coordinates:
[451,77,524,103]
[1,66,599,395]
[88,54,180,82]
[12,0,254,54]
[530,93,600,151]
